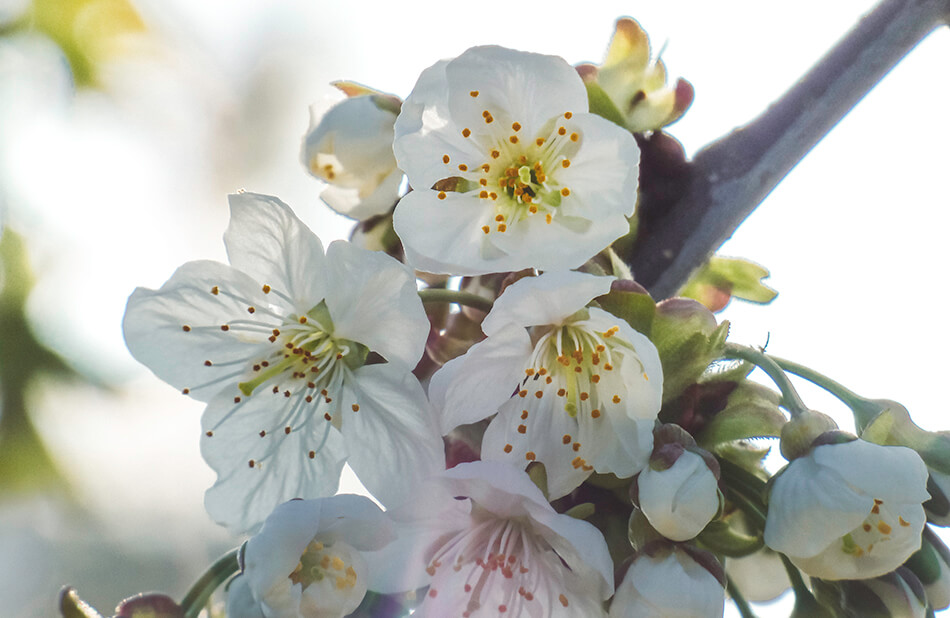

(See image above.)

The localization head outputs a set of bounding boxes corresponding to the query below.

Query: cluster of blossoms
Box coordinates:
[100,16,950,618]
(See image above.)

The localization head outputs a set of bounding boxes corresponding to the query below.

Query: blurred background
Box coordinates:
[0,0,947,615]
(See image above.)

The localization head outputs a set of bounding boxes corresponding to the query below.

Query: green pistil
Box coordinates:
[239,354,299,396]
[518,165,533,185]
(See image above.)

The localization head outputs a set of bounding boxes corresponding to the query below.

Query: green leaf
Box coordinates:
[584,81,629,128]
[698,382,786,448]
[679,256,778,312]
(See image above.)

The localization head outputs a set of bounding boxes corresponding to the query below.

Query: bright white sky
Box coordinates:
[0,0,948,615]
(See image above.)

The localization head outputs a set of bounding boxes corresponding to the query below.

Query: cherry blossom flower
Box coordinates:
[392,45,640,276]
[609,545,725,617]
[302,91,403,220]
[430,271,663,498]
[367,461,614,617]
[235,495,394,618]
[635,448,720,542]
[764,438,930,580]
[123,192,443,532]
[578,18,693,133]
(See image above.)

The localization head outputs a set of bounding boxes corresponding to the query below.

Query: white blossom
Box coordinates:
[430,271,662,498]
[637,449,719,542]
[239,496,394,618]
[368,461,614,617]
[123,192,443,532]
[764,438,930,580]
[609,545,725,618]
[392,45,639,275]
[302,95,402,220]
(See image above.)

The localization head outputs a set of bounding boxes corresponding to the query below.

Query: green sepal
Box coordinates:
[905,536,943,586]
[594,283,656,337]
[697,381,785,448]
[565,503,596,520]
[860,401,950,475]
[696,520,764,558]
[584,80,629,129]
[650,298,730,403]
[59,588,105,618]
[679,257,778,313]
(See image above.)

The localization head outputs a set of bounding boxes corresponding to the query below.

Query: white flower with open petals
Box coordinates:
[123,192,444,533]
[764,438,930,580]
[238,495,394,618]
[430,271,663,499]
[393,45,640,276]
[367,461,614,617]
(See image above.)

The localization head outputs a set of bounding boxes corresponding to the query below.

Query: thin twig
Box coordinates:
[629,0,950,299]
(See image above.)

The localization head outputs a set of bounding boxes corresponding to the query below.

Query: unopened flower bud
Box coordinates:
[778,409,839,461]
[609,544,725,617]
[905,526,950,610]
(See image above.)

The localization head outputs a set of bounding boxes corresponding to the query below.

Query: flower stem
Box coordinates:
[726,576,759,618]
[769,355,882,432]
[721,343,809,417]
[779,554,834,618]
[418,288,494,314]
[180,548,241,618]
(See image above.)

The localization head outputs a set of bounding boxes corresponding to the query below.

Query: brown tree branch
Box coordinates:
[628,0,950,300]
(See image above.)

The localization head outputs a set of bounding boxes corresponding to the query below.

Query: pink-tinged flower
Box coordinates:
[430,271,662,498]
[367,461,614,617]
[123,192,444,532]
[234,495,394,618]
[609,545,725,617]
[302,89,403,220]
[764,438,930,580]
[392,45,640,276]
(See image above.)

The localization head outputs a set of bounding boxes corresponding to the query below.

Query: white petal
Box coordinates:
[314,494,394,552]
[481,393,591,500]
[556,113,639,219]
[441,460,553,515]
[323,240,428,371]
[244,499,324,600]
[201,390,347,534]
[394,59,485,191]
[226,575,266,618]
[444,46,589,140]
[638,451,720,541]
[393,189,503,276]
[487,209,630,274]
[583,307,664,420]
[428,322,532,434]
[365,482,471,594]
[580,410,654,481]
[481,271,615,336]
[812,440,930,504]
[610,550,724,618]
[341,364,445,509]
[320,166,402,220]
[302,96,397,186]
[764,453,874,558]
[123,260,276,402]
[225,192,328,310]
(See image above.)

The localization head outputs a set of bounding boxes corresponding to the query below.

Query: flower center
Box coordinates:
[497,315,650,471]
[237,301,367,399]
[840,498,913,558]
[424,510,571,616]
[290,539,361,592]
[439,110,582,235]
